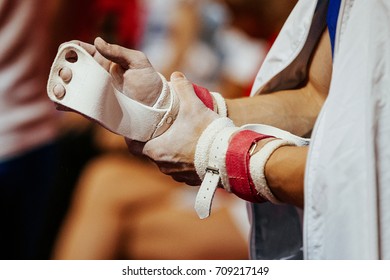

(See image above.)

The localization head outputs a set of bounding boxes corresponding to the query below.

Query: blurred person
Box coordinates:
[0,0,62,259]
[53,145,249,259]
[217,0,298,97]
[141,0,226,90]
[141,0,278,98]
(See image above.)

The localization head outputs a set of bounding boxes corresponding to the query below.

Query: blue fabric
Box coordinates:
[0,143,59,259]
[250,203,303,260]
[327,0,342,56]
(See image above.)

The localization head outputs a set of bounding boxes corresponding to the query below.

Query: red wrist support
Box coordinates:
[226,130,273,203]
[192,83,214,110]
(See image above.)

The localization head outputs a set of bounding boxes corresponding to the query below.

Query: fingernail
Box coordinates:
[94,37,107,48]
[59,67,72,82]
[171,72,185,81]
[53,84,66,99]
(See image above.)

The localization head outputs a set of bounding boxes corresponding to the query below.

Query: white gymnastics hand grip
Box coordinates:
[47,43,179,141]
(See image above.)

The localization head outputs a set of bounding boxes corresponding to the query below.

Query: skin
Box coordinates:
[54,153,248,260]
[229,28,332,207]
[59,27,332,208]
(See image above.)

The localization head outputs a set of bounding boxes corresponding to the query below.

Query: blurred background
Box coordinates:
[0,0,296,260]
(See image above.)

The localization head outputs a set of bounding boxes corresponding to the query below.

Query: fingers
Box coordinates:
[94,37,150,70]
[125,138,145,157]
[60,40,97,57]
[59,39,112,71]
[155,161,202,186]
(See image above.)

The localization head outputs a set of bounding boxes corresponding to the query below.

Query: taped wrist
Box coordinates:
[194,119,309,219]
[226,133,296,204]
[225,130,275,203]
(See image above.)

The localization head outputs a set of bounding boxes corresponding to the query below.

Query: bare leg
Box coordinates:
[53,153,248,259]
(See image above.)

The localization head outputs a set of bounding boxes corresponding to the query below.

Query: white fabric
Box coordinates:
[47,43,179,142]
[194,118,236,219]
[195,170,219,219]
[249,139,295,204]
[305,0,390,259]
[242,124,309,146]
[195,124,239,219]
[211,92,228,117]
[194,117,308,219]
[194,117,235,180]
[250,0,390,259]
[212,127,242,193]
[0,0,58,160]
[218,27,268,86]
[250,0,327,96]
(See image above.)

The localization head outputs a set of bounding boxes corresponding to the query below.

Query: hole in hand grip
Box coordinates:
[65,50,78,63]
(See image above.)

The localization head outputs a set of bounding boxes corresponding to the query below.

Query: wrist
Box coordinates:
[264,145,308,207]
[194,120,309,218]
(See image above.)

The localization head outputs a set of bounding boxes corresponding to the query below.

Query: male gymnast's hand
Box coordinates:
[138,71,220,186]
[59,37,163,107]
[56,38,221,186]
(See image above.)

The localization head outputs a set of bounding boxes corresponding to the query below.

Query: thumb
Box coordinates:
[170,72,200,104]
[171,72,216,111]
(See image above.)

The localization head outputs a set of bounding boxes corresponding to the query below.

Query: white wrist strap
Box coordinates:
[242,124,310,146]
[211,92,227,117]
[194,125,240,219]
[194,117,235,180]
[194,120,309,219]
[194,118,237,219]
[249,139,295,204]
[47,43,179,142]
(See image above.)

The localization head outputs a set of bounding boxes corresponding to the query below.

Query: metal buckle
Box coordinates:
[205,166,219,175]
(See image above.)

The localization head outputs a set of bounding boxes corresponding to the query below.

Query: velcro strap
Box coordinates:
[192,84,214,111]
[211,92,227,117]
[192,84,227,117]
[226,130,274,203]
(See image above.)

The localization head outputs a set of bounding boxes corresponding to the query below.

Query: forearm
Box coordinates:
[225,28,331,137]
[225,88,322,137]
[264,145,308,208]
